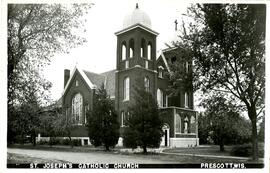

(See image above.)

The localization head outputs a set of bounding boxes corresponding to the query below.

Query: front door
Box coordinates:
[165,130,168,146]
[162,124,170,147]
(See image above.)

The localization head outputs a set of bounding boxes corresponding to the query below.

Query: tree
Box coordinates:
[123,87,163,154]
[38,103,65,147]
[171,4,265,160]
[87,84,120,151]
[201,94,251,151]
[8,4,92,143]
[198,113,211,144]
[8,4,91,105]
[8,89,42,145]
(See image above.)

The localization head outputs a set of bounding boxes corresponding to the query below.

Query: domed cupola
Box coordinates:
[123,3,151,29]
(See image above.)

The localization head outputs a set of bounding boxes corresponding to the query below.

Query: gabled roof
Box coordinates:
[62,65,116,98]
[83,70,106,89]
[62,65,96,96]
[162,47,178,53]
[157,49,171,73]
[115,23,159,36]
[101,70,116,98]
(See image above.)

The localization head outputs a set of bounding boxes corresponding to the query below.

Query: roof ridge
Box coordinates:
[100,69,116,75]
[83,70,103,76]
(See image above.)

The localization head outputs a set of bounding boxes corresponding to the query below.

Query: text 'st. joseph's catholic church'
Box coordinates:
[58,4,199,147]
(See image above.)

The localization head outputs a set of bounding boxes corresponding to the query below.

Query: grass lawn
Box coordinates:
[7,153,65,164]
[7,151,259,164]
[163,145,233,156]
[163,144,265,159]
[8,144,264,164]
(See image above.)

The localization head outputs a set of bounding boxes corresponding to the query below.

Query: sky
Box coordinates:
[42,0,191,101]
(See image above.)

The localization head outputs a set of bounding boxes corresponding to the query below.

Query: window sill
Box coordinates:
[123,99,129,102]
[175,133,197,135]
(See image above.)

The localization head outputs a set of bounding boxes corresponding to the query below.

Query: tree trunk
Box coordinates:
[21,133,25,145]
[248,105,259,161]
[68,136,73,148]
[49,137,52,147]
[219,138,224,152]
[105,145,109,151]
[251,118,259,160]
[32,132,36,146]
[143,146,147,154]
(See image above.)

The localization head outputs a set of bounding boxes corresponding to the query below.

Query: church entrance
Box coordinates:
[164,129,168,146]
[161,124,170,147]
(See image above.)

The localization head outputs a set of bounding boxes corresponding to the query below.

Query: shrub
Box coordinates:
[37,139,48,145]
[72,139,82,146]
[230,143,252,157]
[231,143,264,158]
[122,87,163,153]
[123,127,137,149]
[62,138,71,145]
[87,84,119,151]
[49,138,60,146]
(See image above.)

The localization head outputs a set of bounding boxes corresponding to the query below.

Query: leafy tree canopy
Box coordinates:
[171,3,265,160]
[200,93,251,151]
[8,4,92,106]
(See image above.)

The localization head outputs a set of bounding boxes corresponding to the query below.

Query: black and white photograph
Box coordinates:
[0,0,269,171]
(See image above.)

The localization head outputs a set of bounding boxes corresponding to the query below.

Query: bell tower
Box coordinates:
[115,4,159,126]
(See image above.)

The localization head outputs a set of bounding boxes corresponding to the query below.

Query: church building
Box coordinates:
[59,4,199,147]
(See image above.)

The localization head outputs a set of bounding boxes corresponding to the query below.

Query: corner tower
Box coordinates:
[115,4,159,127]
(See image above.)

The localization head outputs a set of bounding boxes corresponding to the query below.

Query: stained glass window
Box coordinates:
[72,93,83,125]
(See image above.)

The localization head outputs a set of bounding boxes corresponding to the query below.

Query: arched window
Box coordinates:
[158,66,164,78]
[184,116,189,134]
[147,43,152,60]
[190,115,196,133]
[184,92,189,108]
[165,94,168,107]
[144,76,150,92]
[145,60,149,69]
[129,39,134,58]
[185,61,191,73]
[121,43,126,60]
[125,112,130,126]
[140,39,146,58]
[84,104,89,124]
[157,88,163,107]
[175,114,181,133]
[123,77,130,101]
[121,111,124,126]
[72,93,83,125]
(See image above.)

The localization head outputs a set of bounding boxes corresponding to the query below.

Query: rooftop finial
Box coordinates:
[136,3,139,9]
